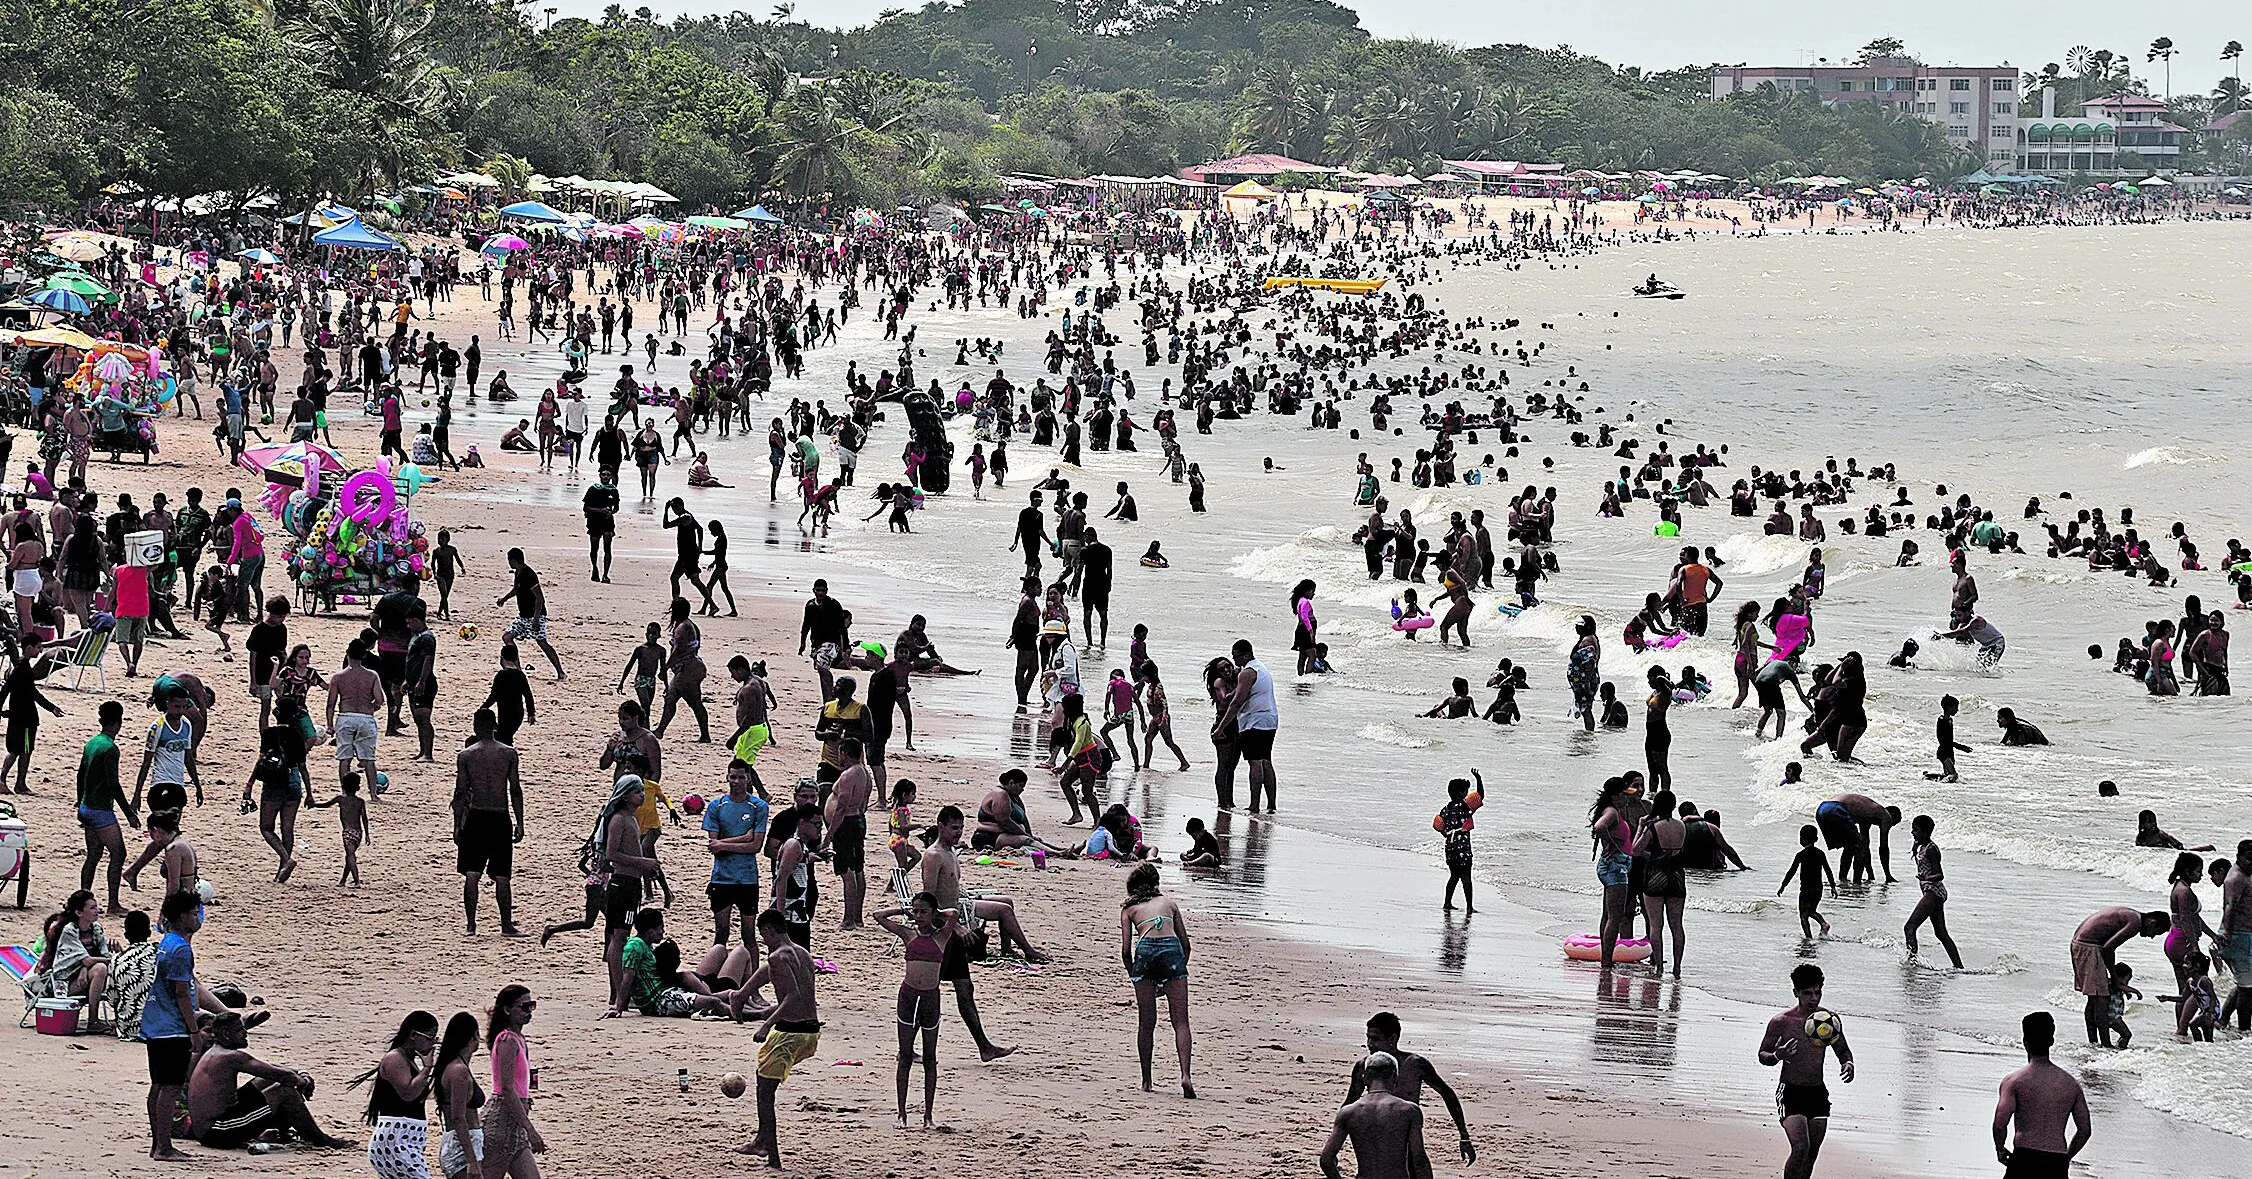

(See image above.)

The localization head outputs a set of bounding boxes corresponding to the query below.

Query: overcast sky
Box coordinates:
[554,1,2245,93]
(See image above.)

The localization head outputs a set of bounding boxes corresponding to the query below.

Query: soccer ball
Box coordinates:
[1803,1009,1843,1046]
[681,793,706,816]
[458,623,480,641]
[421,398,432,407]
[719,1072,747,1099]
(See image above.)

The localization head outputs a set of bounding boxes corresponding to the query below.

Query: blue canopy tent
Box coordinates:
[310,219,401,251]
[499,200,568,223]
[732,205,785,224]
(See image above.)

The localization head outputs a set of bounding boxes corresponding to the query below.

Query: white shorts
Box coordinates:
[11,569,39,598]
[334,712,379,761]
[439,1127,484,1178]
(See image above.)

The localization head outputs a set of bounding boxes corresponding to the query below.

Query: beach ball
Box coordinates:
[458,623,479,641]
[681,794,706,816]
[1803,1009,1843,1046]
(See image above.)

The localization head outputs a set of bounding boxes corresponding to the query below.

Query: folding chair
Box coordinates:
[61,629,109,692]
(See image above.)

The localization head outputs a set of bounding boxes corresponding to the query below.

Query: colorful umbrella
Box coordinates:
[8,325,102,350]
[26,288,90,314]
[481,234,532,253]
[239,247,282,264]
[237,440,348,489]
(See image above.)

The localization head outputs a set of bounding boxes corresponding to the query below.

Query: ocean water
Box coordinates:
[456,216,2252,1172]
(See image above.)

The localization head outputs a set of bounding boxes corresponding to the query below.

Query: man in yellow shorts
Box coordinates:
[735,910,821,1167]
[726,656,777,792]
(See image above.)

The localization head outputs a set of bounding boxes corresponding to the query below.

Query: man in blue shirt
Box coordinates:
[143,890,204,1161]
[703,758,768,950]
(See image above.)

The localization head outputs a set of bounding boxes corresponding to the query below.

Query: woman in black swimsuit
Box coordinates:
[1636,788,1689,977]
[1644,667,1675,792]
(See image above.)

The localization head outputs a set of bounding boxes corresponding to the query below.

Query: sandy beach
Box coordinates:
[5,198,2248,1178]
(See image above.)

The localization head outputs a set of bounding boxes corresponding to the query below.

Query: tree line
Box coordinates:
[4,1,2162,215]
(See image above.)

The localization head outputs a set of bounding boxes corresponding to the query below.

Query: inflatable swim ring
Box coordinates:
[1393,616,1434,632]
[1562,933,1652,963]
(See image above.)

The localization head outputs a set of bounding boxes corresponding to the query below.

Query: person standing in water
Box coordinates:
[1991,1011,2092,1179]
[1902,815,1964,968]
[1216,639,1278,814]
[1289,580,1319,675]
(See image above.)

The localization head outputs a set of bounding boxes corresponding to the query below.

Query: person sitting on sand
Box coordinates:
[498,420,536,452]
[603,907,744,1018]
[460,445,484,469]
[687,451,728,488]
[187,1010,355,1151]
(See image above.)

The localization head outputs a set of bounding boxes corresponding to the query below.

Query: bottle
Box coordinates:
[677,1067,690,1093]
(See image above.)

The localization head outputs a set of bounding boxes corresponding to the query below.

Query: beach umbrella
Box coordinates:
[44,271,110,299]
[239,247,282,265]
[26,288,91,315]
[50,236,104,263]
[481,234,532,253]
[310,219,400,251]
[9,325,101,350]
[498,199,568,223]
[237,440,348,487]
[1581,186,1601,195]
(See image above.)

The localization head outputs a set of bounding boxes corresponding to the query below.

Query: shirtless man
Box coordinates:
[2216,840,2252,1030]
[726,656,777,793]
[1757,963,1854,1179]
[324,640,385,798]
[1320,1051,1432,1179]
[920,805,1020,1060]
[1992,1011,2092,1179]
[2068,906,2169,1044]
[451,708,525,937]
[1006,579,1042,706]
[733,909,821,1168]
[1814,794,1901,885]
[186,1010,353,1151]
[971,768,1060,854]
[823,738,872,930]
[1346,1012,1474,1164]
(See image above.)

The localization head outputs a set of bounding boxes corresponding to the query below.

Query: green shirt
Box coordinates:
[621,935,663,1013]
[77,732,124,813]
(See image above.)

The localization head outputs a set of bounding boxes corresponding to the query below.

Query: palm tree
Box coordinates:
[1240,66,1305,155]
[2226,40,2244,87]
[768,92,868,199]
[2149,37,2177,98]
[481,153,532,198]
[291,0,451,193]
[2216,76,2250,118]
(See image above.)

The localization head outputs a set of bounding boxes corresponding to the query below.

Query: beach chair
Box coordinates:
[60,629,109,692]
[3,943,45,1027]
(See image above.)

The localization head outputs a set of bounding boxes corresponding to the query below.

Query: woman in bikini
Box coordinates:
[1634,787,1688,977]
[1119,863,1193,1097]
[873,893,958,1129]
[1589,777,1638,968]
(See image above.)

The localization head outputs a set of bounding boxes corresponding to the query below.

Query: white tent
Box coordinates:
[2138,176,2174,187]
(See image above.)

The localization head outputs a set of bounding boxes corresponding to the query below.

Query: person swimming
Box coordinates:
[1140,541,1168,569]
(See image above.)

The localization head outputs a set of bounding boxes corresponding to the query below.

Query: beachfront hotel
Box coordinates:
[1709,58,2023,172]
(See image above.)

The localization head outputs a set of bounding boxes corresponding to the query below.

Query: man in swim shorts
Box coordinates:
[735,910,821,1168]
[2068,906,2169,1044]
[2219,840,2252,1029]
[1758,963,1852,1179]
[1992,1011,2091,1179]
[726,656,776,789]
[186,1011,352,1150]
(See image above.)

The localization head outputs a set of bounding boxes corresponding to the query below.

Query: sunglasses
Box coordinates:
[516,1000,537,1012]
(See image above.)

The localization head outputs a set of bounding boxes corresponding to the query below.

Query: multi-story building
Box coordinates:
[2017,92,2189,176]
[1710,57,2022,171]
